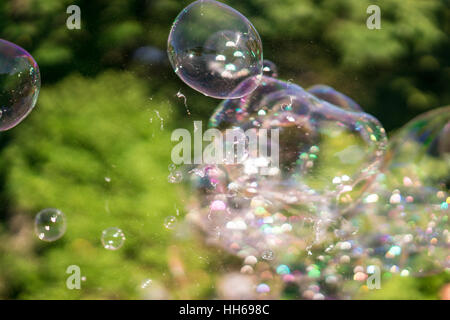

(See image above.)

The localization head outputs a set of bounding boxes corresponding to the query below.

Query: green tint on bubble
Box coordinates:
[101,227,126,250]
[35,208,66,242]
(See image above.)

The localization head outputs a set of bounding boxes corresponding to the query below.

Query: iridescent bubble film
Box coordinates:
[167,0,263,99]
[209,75,387,207]
[0,39,40,131]
[186,76,448,299]
[35,208,66,242]
[307,85,362,112]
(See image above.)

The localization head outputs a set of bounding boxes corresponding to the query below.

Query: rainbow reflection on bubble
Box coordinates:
[187,78,448,299]
[167,0,263,99]
[0,39,40,131]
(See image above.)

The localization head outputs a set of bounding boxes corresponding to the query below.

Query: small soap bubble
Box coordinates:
[34,208,66,242]
[0,39,41,131]
[168,170,183,183]
[101,227,126,250]
[141,279,153,289]
[168,0,263,99]
[164,216,177,229]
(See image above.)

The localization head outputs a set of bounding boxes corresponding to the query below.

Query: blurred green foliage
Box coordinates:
[0,0,448,299]
[0,72,226,299]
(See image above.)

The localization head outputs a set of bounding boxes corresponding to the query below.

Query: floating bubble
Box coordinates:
[307,85,362,112]
[261,250,274,260]
[141,279,153,289]
[167,0,263,99]
[101,227,126,250]
[0,39,40,131]
[34,208,66,242]
[384,106,450,190]
[168,170,183,183]
[164,216,178,229]
[209,76,387,207]
[262,60,278,78]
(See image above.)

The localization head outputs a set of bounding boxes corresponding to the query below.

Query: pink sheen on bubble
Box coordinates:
[186,76,448,299]
[167,0,263,99]
[0,39,40,131]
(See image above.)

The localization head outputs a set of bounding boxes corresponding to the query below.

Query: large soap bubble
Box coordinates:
[384,106,450,190]
[209,75,387,208]
[0,39,40,131]
[167,0,263,99]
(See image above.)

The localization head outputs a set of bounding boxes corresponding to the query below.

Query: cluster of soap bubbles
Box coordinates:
[187,97,449,299]
[34,208,127,251]
[168,0,449,299]
[0,39,40,131]
[0,39,132,254]
[168,163,183,183]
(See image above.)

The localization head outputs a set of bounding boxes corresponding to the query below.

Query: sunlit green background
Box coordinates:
[0,0,448,299]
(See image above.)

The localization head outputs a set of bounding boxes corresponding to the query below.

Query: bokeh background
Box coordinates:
[0,0,448,299]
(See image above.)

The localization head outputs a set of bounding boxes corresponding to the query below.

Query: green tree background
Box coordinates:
[0,0,448,299]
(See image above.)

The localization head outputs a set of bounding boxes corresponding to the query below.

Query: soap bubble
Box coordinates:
[261,250,274,260]
[307,85,362,112]
[168,170,183,183]
[0,39,40,131]
[167,0,263,99]
[164,216,178,229]
[209,76,387,207]
[262,60,278,78]
[141,279,153,289]
[101,227,126,250]
[384,106,450,190]
[35,208,66,242]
